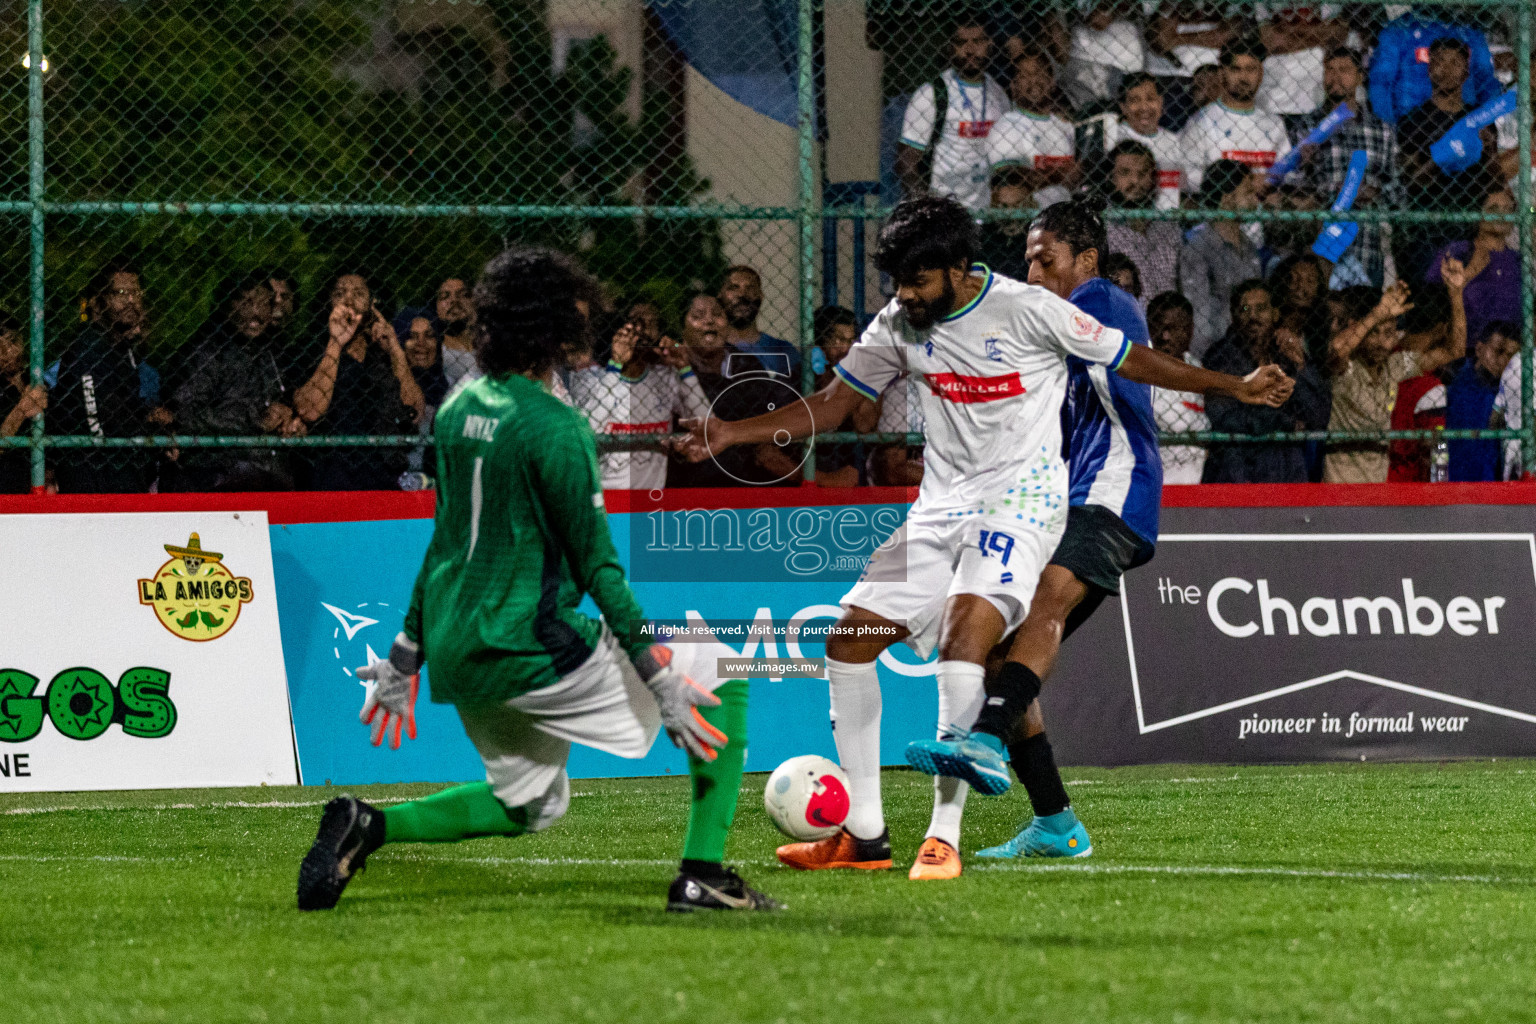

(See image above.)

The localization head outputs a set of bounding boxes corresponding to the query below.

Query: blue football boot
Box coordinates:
[976,808,1092,859]
[904,725,1012,796]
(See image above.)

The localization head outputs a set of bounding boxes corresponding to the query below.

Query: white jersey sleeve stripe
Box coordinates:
[834,362,881,401]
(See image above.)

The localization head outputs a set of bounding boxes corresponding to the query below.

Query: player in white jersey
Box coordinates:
[1181,36,1292,193]
[568,308,709,491]
[672,196,1291,879]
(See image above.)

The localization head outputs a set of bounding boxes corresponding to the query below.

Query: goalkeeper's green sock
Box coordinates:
[382,782,529,842]
[680,679,749,871]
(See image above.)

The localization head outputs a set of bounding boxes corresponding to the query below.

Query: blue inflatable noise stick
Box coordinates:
[1268,102,1354,184]
[1431,89,1518,175]
[1312,150,1368,263]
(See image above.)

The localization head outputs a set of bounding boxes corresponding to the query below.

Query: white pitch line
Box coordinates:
[1,797,416,815]
[0,850,1525,886]
[0,853,154,863]
[394,853,680,868]
[2,768,1525,815]
[969,861,1528,885]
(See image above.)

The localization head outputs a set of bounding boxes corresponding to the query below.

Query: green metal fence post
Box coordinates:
[1519,2,1534,478]
[27,0,45,492]
[797,0,818,481]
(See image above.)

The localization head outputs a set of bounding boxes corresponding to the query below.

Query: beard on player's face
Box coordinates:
[900,273,957,329]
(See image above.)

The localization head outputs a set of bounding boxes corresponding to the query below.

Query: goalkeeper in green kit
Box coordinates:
[297,247,780,913]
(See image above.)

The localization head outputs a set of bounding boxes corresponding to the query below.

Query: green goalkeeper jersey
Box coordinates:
[404,372,650,704]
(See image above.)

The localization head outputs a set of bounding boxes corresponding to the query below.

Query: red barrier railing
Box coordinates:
[2,482,1535,524]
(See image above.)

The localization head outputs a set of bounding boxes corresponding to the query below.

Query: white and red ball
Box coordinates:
[763,755,850,840]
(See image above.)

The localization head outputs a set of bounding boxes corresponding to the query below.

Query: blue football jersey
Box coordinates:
[1061,278,1163,543]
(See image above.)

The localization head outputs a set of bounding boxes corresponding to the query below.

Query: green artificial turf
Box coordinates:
[5,761,1535,1023]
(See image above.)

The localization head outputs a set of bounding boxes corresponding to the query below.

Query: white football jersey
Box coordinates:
[901,69,1012,211]
[1180,102,1292,192]
[988,109,1076,207]
[833,267,1128,518]
[568,363,709,491]
[1103,116,1184,210]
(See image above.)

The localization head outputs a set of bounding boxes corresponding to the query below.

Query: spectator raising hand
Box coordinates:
[295,272,420,490]
[1323,280,1458,484]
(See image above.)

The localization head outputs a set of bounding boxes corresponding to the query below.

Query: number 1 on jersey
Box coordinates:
[468,456,484,560]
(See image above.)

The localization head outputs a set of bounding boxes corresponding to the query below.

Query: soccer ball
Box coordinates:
[763,755,850,841]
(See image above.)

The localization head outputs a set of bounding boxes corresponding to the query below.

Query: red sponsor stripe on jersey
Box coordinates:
[1157,169,1181,187]
[924,371,1026,403]
[1222,150,1278,168]
[605,420,671,435]
[957,120,994,138]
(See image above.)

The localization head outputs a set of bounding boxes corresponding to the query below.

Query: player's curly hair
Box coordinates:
[473,246,598,379]
[1029,193,1108,262]
[874,195,978,281]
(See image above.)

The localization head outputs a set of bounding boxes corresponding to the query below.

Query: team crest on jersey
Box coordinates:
[1069,312,1102,342]
[984,338,1003,362]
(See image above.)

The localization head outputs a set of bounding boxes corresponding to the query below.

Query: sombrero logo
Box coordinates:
[137,533,254,642]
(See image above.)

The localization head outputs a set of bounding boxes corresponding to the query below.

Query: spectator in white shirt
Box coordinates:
[1112,73,1185,208]
[1147,2,1233,79]
[1146,290,1210,483]
[897,14,1011,210]
[1061,1,1146,110]
[1077,72,1184,207]
[1255,5,1349,115]
[1181,35,1292,193]
[987,49,1079,209]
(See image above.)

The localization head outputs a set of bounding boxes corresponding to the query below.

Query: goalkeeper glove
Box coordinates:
[633,644,726,761]
[358,633,421,750]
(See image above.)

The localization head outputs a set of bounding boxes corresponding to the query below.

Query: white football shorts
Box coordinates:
[839,510,1064,659]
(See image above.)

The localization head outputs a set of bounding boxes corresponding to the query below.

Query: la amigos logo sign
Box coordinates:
[137,533,254,642]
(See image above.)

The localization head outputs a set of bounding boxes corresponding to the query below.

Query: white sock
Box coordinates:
[926,660,987,849]
[827,656,884,840]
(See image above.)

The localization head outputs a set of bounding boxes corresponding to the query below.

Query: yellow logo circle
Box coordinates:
[137,533,254,642]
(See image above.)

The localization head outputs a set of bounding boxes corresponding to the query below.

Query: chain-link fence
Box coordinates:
[1,0,1531,492]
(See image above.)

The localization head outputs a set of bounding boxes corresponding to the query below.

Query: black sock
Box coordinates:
[680,858,730,883]
[1008,732,1070,818]
[974,662,1043,740]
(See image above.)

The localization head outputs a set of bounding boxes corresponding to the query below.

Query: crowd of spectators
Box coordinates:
[896,7,1532,483]
[2,259,917,494]
[6,5,1534,492]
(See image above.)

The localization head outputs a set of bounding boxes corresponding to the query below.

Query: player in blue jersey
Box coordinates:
[906,196,1295,858]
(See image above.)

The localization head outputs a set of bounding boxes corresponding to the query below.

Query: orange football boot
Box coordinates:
[908,836,962,880]
[777,827,893,870]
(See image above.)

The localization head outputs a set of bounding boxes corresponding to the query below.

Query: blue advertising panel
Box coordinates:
[270,506,937,786]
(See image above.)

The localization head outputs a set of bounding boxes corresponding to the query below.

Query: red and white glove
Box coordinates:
[358,633,421,749]
[633,644,726,761]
